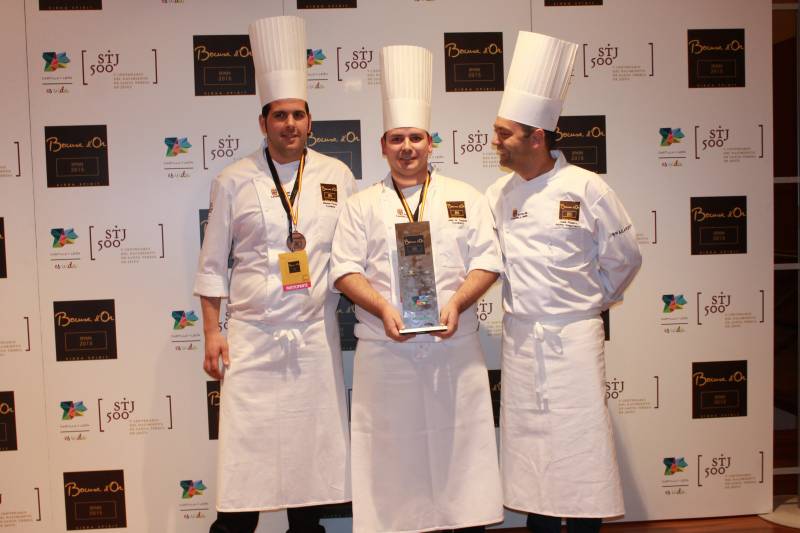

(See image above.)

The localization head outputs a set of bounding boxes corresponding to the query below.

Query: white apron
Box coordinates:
[351,333,503,533]
[217,312,351,512]
[500,313,624,518]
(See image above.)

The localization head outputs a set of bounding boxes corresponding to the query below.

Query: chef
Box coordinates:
[194,15,356,533]
[485,31,642,533]
[329,44,503,533]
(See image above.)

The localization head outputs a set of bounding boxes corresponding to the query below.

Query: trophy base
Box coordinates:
[399,325,449,335]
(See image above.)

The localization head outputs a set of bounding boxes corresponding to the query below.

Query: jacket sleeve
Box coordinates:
[592,188,642,308]
[193,176,233,298]
[329,193,367,292]
[466,193,503,274]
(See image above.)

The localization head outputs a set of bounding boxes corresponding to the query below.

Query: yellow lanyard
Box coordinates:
[392,172,430,222]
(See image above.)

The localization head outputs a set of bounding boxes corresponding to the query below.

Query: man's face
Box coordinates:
[258,98,311,163]
[492,116,534,171]
[381,127,432,180]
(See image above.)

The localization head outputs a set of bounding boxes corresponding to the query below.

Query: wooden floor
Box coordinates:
[499,515,797,532]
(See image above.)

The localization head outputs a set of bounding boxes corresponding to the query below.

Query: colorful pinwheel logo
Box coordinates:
[431,132,442,149]
[172,310,199,330]
[60,401,87,420]
[43,52,70,72]
[51,228,78,248]
[180,480,207,499]
[663,457,688,476]
[662,294,687,313]
[164,137,191,157]
[307,48,326,67]
[659,128,685,147]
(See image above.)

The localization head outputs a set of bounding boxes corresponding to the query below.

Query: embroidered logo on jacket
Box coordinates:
[446,201,467,219]
[559,200,580,221]
[321,183,338,205]
[511,208,528,220]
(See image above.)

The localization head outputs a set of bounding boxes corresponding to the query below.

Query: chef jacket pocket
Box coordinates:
[437,224,468,268]
[547,226,592,267]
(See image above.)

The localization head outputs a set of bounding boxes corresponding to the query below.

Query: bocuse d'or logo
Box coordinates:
[63,470,126,530]
[44,125,109,188]
[40,0,101,10]
[443,32,504,92]
[545,0,602,5]
[297,0,356,7]
[53,299,117,362]
[0,218,6,279]
[206,381,220,440]
[0,391,18,452]
[687,29,745,88]
[690,196,747,255]
[193,35,254,96]
[307,120,362,179]
[554,115,607,174]
[692,360,747,419]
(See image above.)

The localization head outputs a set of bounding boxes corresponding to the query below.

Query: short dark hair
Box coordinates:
[261,101,310,117]
[519,123,557,150]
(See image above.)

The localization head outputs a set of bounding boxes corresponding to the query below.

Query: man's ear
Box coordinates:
[258,114,267,136]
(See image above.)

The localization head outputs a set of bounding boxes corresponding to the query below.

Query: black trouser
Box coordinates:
[527,512,602,533]
[209,506,326,533]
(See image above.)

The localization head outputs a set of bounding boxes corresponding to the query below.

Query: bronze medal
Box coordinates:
[287,231,306,251]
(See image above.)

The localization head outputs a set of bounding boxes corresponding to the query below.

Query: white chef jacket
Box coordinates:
[195,144,357,323]
[329,170,502,340]
[329,170,504,533]
[485,151,641,518]
[193,144,356,512]
[485,151,641,320]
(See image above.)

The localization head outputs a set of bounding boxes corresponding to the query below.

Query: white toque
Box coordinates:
[380,45,433,132]
[249,15,307,107]
[497,31,578,131]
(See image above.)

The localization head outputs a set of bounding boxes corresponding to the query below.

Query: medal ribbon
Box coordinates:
[265,146,306,236]
[392,172,430,222]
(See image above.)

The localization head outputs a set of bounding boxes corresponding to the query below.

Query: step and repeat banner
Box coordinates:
[0,0,773,531]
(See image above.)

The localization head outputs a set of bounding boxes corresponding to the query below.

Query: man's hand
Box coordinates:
[431,300,460,339]
[203,330,229,379]
[380,303,415,342]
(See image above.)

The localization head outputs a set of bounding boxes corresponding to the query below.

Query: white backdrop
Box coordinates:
[0,0,773,531]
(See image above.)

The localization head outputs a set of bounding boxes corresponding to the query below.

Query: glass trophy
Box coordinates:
[394,221,447,335]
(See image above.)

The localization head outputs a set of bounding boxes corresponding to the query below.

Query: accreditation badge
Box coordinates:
[279,250,311,291]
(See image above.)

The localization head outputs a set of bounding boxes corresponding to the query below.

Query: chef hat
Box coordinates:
[380,45,432,132]
[497,31,578,131]
[248,15,307,107]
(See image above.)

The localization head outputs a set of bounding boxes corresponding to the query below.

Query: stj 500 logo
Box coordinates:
[53,299,117,361]
[193,35,255,96]
[443,33,504,92]
[45,125,109,188]
[63,470,126,530]
[687,29,745,88]
[0,391,18,452]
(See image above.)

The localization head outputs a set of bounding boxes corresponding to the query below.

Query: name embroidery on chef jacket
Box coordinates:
[320,183,338,207]
[556,200,581,229]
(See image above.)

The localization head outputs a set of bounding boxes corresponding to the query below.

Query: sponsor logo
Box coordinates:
[664,457,688,476]
[559,200,580,222]
[320,183,338,205]
[206,381,220,440]
[308,120,362,178]
[451,128,497,168]
[43,52,70,71]
[53,299,117,361]
[444,32,504,92]
[40,0,102,10]
[511,208,528,220]
[692,360,747,418]
[51,228,78,248]
[581,40,654,81]
[79,47,159,89]
[688,29,745,88]
[0,391,18,451]
[660,128,684,146]
[307,48,326,67]
[297,0,357,8]
[446,201,466,220]
[662,294,687,313]
[60,401,87,420]
[696,289,764,328]
[63,470,126,530]
[180,480,206,499]
[690,196,747,255]
[693,123,763,163]
[164,137,191,157]
[193,35,254,96]
[172,310,198,330]
[555,115,607,174]
[44,125,109,187]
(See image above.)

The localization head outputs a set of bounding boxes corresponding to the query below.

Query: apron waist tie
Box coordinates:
[272,328,306,357]
[532,321,564,407]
